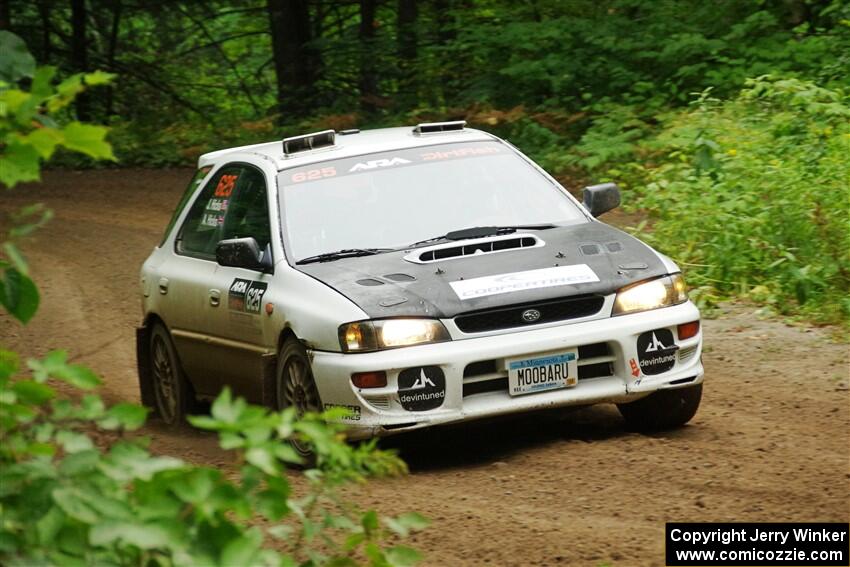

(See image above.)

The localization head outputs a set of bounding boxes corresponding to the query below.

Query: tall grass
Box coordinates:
[613,77,849,326]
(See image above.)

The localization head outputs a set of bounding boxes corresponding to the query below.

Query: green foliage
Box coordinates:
[0,352,424,566]
[0,33,113,322]
[0,62,115,187]
[1,34,426,566]
[611,77,850,325]
[10,1,849,167]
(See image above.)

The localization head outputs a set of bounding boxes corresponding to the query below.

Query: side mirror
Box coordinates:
[582,183,621,217]
[215,237,273,272]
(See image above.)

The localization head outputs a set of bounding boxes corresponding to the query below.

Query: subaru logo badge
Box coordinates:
[521,309,541,323]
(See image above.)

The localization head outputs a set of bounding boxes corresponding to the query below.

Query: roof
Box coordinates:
[197,126,498,171]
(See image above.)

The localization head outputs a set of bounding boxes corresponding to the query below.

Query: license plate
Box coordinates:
[507,351,578,396]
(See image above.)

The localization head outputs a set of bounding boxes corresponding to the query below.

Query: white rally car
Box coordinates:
[137,122,704,454]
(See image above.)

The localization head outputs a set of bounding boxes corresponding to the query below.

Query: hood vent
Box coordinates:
[404,233,545,264]
[384,273,416,282]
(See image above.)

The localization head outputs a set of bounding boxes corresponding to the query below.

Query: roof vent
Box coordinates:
[412,120,467,135]
[283,130,336,155]
[404,233,545,264]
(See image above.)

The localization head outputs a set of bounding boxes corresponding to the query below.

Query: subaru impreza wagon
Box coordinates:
[137,121,704,455]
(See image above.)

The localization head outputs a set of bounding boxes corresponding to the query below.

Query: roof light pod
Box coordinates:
[282,129,336,156]
[412,120,467,135]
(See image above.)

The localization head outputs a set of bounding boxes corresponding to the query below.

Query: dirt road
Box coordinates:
[2,169,848,566]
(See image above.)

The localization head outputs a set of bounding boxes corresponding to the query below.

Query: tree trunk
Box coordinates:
[359,0,378,114]
[397,0,417,60]
[70,0,90,120]
[433,0,455,45]
[105,0,122,116]
[267,0,317,120]
[38,0,52,61]
[0,0,11,30]
[396,0,418,104]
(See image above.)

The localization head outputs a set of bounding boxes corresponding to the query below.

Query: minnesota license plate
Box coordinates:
[507,351,578,396]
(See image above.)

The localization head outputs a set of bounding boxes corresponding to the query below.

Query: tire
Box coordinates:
[276,337,323,463]
[149,322,193,425]
[617,383,702,431]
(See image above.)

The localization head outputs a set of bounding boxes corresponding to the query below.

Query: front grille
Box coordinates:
[461,342,615,397]
[454,295,604,333]
[463,377,508,397]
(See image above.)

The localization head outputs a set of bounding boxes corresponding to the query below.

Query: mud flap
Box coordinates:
[261,352,278,409]
[136,325,157,413]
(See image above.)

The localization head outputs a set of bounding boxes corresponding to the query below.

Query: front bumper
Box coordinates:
[311,301,704,440]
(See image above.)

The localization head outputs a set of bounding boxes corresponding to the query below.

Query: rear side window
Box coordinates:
[176,165,243,259]
[159,166,211,246]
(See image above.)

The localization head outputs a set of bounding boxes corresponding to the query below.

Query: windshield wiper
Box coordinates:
[408,224,558,247]
[295,248,394,265]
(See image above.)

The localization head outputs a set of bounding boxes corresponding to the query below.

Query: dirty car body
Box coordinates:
[138,122,704,439]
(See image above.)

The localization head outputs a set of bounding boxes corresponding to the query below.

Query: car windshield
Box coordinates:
[277,140,587,261]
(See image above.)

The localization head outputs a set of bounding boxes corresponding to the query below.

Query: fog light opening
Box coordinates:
[351,371,387,389]
[677,320,700,340]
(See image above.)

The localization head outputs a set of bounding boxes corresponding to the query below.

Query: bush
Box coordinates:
[2,33,426,566]
[612,77,850,325]
[0,351,425,566]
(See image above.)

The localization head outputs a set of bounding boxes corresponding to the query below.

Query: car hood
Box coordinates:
[294,222,669,319]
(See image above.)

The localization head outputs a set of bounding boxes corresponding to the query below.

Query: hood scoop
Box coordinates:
[404,233,545,264]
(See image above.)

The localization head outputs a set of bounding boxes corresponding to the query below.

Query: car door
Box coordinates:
[203,165,276,403]
[165,163,243,397]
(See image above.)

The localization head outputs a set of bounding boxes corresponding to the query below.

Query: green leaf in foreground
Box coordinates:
[28,350,101,388]
[384,512,430,538]
[98,403,148,430]
[0,267,39,323]
[0,141,41,188]
[61,122,115,160]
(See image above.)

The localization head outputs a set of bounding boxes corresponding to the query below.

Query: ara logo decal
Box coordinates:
[228,278,268,314]
[397,366,445,411]
[636,329,678,375]
[349,157,411,172]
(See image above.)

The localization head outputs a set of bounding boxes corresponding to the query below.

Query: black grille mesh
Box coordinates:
[454,295,604,333]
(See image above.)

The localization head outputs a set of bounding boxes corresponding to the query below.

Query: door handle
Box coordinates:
[209,289,221,307]
[158,277,169,295]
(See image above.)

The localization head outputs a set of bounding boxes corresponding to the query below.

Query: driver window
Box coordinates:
[221,167,271,253]
[176,165,242,258]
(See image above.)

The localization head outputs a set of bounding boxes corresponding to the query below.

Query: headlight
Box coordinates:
[338,319,450,352]
[613,274,688,315]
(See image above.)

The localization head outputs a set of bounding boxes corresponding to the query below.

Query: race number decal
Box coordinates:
[214,174,239,197]
[228,278,268,314]
[290,167,336,183]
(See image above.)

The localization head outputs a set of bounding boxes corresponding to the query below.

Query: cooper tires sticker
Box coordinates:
[449,264,599,300]
[397,366,446,411]
[636,329,679,375]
